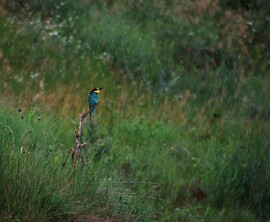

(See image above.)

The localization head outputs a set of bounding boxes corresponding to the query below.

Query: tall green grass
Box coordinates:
[102,115,270,221]
[204,125,270,219]
[2,103,269,221]
[0,107,154,221]
[1,1,270,221]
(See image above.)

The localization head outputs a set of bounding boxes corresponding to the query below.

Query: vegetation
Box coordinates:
[0,0,270,221]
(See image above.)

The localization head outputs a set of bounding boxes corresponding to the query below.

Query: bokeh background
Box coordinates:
[0,1,270,221]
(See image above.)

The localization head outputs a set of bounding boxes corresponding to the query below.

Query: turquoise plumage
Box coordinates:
[88,87,103,126]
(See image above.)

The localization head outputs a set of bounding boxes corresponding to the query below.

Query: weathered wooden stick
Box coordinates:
[72,104,97,168]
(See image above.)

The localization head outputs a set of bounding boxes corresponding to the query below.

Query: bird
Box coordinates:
[88,87,104,126]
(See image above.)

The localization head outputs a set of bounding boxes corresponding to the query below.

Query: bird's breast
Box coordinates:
[89,93,99,106]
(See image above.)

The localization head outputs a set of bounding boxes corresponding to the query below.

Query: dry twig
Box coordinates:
[71,104,97,168]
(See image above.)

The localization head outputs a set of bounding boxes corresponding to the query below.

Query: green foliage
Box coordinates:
[80,13,160,82]
[6,0,87,18]
[220,0,270,11]
[102,115,270,220]
[203,207,257,222]
[205,125,270,218]
[1,105,268,221]
[0,108,154,221]
[1,0,270,221]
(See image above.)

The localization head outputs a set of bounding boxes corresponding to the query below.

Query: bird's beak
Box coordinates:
[94,87,104,94]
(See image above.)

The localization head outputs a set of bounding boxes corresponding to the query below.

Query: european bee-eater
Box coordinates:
[88,87,104,126]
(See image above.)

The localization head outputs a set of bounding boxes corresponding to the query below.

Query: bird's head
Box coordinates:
[89,87,104,94]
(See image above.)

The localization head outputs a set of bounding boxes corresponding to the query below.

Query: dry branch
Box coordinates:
[71,104,97,168]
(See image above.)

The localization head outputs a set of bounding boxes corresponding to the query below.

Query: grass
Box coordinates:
[108,116,270,220]
[2,97,269,221]
[1,1,270,221]
[0,107,155,221]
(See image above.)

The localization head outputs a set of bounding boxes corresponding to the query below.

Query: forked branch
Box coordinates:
[71,104,97,168]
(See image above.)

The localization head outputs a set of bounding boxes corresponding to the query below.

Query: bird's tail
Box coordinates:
[90,114,95,127]
[89,103,97,127]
